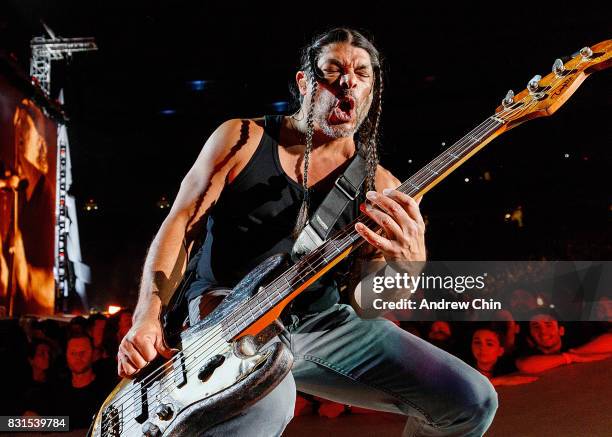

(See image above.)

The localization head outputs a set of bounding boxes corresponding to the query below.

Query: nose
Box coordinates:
[339,72,356,90]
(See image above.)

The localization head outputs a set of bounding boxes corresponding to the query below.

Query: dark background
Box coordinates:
[1,1,610,311]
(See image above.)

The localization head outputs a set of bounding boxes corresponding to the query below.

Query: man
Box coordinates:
[516,308,612,373]
[7,99,55,314]
[55,334,114,429]
[118,28,497,436]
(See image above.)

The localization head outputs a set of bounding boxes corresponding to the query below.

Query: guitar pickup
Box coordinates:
[173,350,188,388]
[134,382,149,424]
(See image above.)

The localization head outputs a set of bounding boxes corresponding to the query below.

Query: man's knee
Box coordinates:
[450,373,498,435]
[466,381,498,428]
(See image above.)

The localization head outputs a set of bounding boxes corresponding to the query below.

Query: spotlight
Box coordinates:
[188,80,208,91]
[271,101,289,112]
[157,196,170,209]
[108,305,122,315]
[84,198,98,212]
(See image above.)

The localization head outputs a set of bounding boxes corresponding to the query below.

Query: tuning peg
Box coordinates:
[527,75,542,93]
[502,90,515,108]
[580,46,593,59]
[552,59,565,76]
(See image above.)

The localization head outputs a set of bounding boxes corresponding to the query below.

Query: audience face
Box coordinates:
[66,337,94,375]
[30,343,51,373]
[472,329,504,370]
[595,297,612,322]
[90,319,107,348]
[428,321,452,342]
[117,311,133,341]
[529,314,564,353]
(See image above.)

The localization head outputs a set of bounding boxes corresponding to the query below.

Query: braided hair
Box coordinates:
[292,27,384,236]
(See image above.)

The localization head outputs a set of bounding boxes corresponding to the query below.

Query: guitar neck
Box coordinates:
[221,115,507,340]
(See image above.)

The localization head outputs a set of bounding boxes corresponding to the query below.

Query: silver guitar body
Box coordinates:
[89,255,293,437]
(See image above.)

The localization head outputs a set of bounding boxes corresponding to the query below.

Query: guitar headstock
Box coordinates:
[494,39,611,128]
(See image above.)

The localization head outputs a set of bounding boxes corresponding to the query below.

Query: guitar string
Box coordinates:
[102,102,525,432]
[222,116,513,328]
[224,57,588,332]
[101,61,583,431]
[101,100,533,432]
[103,117,524,434]
[107,224,374,433]
[101,99,533,432]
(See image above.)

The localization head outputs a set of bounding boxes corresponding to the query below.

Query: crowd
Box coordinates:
[3,288,611,427]
[4,309,133,429]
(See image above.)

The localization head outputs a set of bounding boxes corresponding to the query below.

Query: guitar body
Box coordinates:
[89,254,294,437]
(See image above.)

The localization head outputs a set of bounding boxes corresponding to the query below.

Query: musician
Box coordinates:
[118,28,498,436]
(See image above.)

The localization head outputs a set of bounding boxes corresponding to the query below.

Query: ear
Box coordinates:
[296,71,308,96]
[497,347,505,358]
[559,326,565,337]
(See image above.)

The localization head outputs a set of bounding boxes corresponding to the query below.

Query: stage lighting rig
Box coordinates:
[29,21,97,96]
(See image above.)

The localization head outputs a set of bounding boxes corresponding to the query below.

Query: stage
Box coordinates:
[285,358,612,437]
[11,358,611,436]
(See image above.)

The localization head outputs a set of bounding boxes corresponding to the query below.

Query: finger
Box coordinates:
[155,335,178,359]
[118,352,138,377]
[360,203,403,241]
[120,340,149,369]
[382,189,425,228]
[355,222,393,252]
[131,334,159,362]
[366,191,412,231]
[117,357,124,378]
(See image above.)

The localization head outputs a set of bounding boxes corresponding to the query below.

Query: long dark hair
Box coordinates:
[292,27,384,236]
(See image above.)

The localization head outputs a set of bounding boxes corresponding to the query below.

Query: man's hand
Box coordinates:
[355,189,426,265]
[117,315,175,378]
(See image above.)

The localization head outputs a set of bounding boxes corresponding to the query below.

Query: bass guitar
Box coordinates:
[89,39,611,437]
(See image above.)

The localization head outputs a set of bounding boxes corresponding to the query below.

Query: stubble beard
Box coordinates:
[312,91,371,139]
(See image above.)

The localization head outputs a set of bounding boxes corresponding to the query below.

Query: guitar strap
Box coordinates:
[167,152,366,330]
[292,153,366,260]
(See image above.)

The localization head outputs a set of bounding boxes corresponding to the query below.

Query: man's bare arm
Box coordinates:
[119,119,254,377]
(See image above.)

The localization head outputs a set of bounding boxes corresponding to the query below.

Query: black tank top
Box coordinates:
[185,115,364,313]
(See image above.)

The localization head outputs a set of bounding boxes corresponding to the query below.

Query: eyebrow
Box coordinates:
[323,58,372,70]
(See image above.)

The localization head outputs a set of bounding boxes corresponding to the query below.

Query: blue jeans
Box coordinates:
[189,299,498,436]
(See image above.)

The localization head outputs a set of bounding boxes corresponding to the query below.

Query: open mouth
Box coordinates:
[330,96,356,123]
